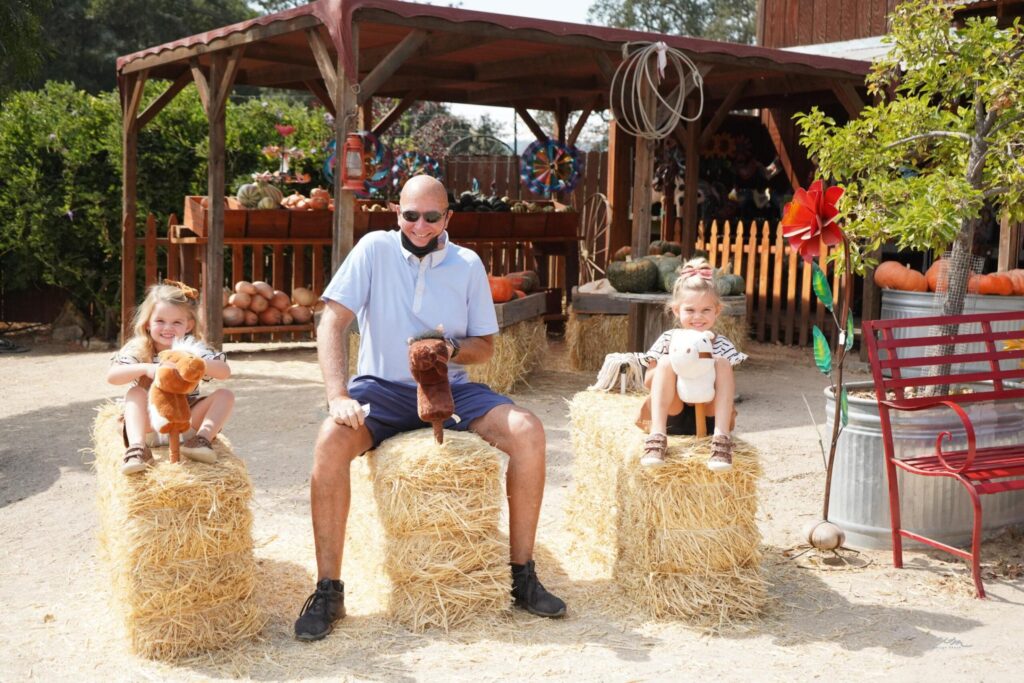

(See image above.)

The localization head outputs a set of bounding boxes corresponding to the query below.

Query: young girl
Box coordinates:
[639,258,747,470]
[107,281,234,474]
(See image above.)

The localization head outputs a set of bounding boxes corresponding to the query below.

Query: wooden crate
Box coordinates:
[289,209,332,238]
[182,196,246,238]
[246,209,290,238]
[493,291,547,328]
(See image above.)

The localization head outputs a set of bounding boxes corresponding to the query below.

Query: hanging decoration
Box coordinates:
[609,41,704,140]
[390,150,443,190]
[323,132,393,196]
[519,139,583,195]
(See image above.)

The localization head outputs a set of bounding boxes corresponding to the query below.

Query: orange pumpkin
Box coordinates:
[967,274,982,293]
[873,261,927,291]
[978,273,1014,296]
[925,259,948,292]
[488,275,515,303]
[1006,269,1024,295]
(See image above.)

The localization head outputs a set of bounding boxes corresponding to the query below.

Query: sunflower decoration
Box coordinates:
[702,132,736,160]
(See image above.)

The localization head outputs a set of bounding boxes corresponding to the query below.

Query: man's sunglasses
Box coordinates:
[400,210,446,224]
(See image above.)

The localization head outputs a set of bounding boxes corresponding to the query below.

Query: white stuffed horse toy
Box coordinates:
[667,329,717,404]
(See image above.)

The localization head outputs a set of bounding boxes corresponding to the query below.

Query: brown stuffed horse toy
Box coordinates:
[409,331,454,444]
[148,339,206,464]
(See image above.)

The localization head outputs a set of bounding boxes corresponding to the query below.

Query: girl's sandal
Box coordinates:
[122,444,154,475]
[707,434,734,472]
[641,433,668,467]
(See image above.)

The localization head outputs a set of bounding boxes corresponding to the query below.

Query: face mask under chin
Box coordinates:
[401,231,440,257]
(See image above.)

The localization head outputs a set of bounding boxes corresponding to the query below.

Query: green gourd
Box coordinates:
[236,183,263,209]
[607,258,659,293]
[256,181,284,205]
[719,273,745,295]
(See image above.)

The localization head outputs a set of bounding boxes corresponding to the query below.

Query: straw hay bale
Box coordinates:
[714,313,748,354]
[348,318,546,394]
[567,310,628,371]
[92,403,264,660]
[567,391,765,629]
[366,429,510,631]
[468,317,547,393]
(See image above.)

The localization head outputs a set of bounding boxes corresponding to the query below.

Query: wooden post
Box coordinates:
[606,120,633,256]
[629,82,656,260]
[681,113,701,259]
[998,211,1021,272]
[202,48,242,347]
[333,25,359,272]
[120,71,147,343]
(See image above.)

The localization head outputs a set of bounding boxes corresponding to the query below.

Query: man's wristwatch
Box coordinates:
[445,336,461,360]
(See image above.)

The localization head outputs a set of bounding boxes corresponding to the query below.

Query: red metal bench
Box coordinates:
[863,309,1024,597]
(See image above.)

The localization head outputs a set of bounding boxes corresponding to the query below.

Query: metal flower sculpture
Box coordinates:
[781,180,844,262]
[782,180,855,555]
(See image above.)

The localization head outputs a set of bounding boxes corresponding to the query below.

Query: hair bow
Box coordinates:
[679,266,713,280]
[164,279,199,301]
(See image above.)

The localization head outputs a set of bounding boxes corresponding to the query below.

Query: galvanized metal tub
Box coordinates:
[825,380,1024,550]
[879,289,1024,376]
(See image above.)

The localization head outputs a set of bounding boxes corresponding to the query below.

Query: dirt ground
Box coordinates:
[1,334,1022,682]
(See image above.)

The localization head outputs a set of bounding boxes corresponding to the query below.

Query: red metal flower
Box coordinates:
[275,123,295,137]
[781,180,844,261]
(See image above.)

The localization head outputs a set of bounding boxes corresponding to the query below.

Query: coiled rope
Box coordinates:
[609,41,705,140]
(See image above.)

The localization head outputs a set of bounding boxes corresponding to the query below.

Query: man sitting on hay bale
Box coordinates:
[294,176,566,641]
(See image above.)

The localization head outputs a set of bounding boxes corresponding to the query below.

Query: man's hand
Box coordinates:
[328,396,366,430]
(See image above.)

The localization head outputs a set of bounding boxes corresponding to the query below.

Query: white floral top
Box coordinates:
[110,335,225,401]
[645,330,748,366]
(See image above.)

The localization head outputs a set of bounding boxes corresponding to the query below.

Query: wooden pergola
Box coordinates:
[116,0,870,346]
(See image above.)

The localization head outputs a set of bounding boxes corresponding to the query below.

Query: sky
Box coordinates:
[437,0,601,146]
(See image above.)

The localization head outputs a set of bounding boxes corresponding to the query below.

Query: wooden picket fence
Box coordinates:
[695,219,850,347]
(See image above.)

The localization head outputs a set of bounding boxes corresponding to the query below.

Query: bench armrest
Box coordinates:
[879,399,977,473]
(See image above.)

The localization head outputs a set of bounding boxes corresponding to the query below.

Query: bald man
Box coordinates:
[295,176,566,641]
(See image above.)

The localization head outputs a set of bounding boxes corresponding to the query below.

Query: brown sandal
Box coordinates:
[707,434,733,472]
[641,433,668,467]
[122,444,154,475]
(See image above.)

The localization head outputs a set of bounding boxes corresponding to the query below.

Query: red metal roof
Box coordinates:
[116,0,871,83]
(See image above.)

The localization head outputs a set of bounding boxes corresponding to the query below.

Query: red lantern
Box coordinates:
[341,133,365,192]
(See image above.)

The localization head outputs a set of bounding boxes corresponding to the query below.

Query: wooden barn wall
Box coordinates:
[758,0,896,47]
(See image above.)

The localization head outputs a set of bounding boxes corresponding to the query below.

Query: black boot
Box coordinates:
[294,579,345,641]
[511,561,566,618]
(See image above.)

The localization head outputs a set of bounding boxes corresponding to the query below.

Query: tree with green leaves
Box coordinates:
[795,0,1024,320]
[0,0,51,97]
[587,0,756,44]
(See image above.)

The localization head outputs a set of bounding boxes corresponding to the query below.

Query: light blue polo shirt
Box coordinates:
[321,229,498,386]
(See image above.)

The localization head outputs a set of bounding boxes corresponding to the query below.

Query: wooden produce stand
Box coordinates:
[571,288,747,353]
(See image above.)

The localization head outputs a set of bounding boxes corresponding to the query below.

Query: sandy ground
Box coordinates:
[0,335,1022,682]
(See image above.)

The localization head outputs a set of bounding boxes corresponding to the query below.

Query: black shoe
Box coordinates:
[511,561,566,618]
[294,579,346,641]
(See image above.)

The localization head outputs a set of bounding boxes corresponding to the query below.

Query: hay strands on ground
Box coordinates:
[783,544,872,571]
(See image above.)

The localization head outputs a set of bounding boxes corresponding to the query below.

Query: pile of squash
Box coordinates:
[222,281,320,327]
[487,270,539,303]
[875,259,1024,296]
[236,181,333,211]
[603,241,746,295]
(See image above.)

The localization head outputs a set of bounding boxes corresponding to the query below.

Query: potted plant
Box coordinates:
[785,0,1024,549]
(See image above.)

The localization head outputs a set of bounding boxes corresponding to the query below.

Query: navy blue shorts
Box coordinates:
[348,375,514,448]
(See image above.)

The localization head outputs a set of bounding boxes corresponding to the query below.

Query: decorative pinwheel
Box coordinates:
[519,140,583,195]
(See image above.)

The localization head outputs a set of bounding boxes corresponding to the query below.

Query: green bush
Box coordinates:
[0,81,332,336]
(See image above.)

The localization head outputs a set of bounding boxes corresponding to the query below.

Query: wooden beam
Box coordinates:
[357,29,429,104]
[761,108,802,192]
[554,98,570,144]
[137,71,189,129]
[698,79,749,149]
[360,33,488,66]
[998,212,1021,271]
[120,71,147,342]
[212,47,243,117]
[630,78,656,262]
[190,59,210,115]
[567,99,597,147]
[475,49,592,81]
[333,24,359,271]
[307,27,338,101]
[120,15,320,74]
[681,110,701,258]
[831,81,866,119]
[303,79,336,117]
[372,91,419,137]
[591,49,617,83]
[243,64,322,87]
[475,78,602,105]
[514,107,549,143]
[606,120,633,258]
